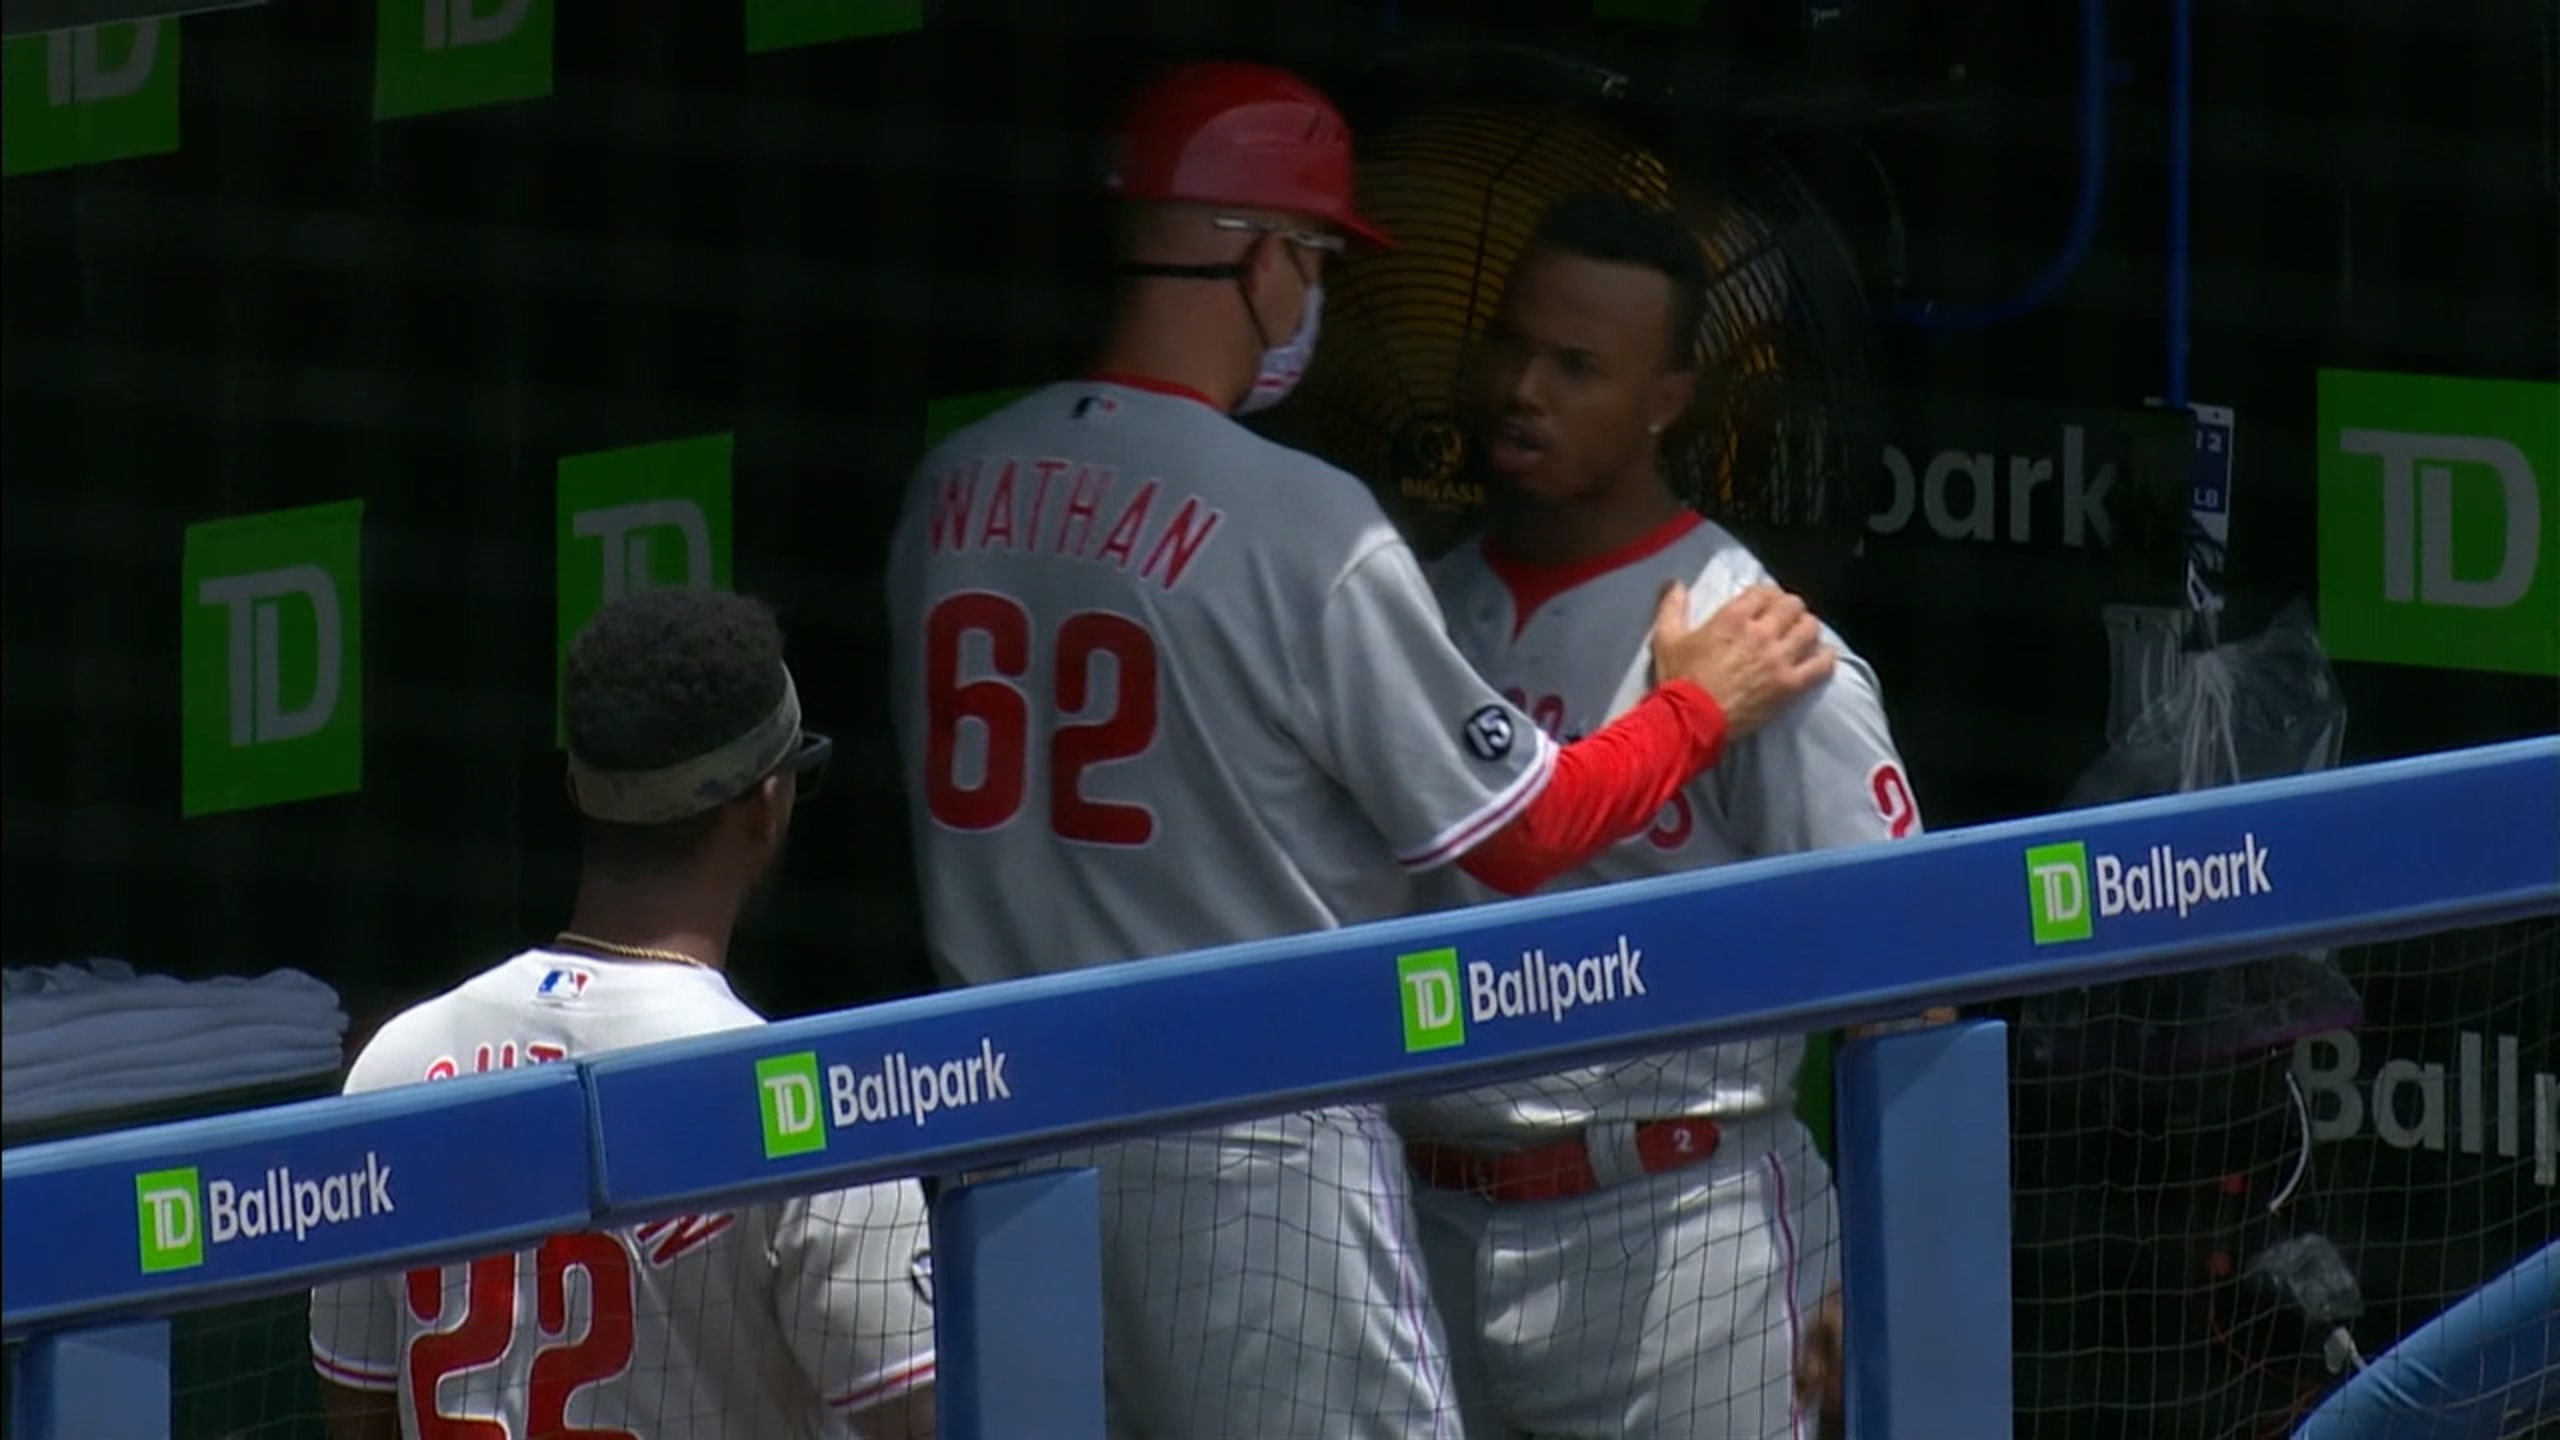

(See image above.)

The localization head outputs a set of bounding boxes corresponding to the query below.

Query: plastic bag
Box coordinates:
[2066,599,2348,806]
[2022,600,2364,1077]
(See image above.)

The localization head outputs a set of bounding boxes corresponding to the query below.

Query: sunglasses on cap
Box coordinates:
[774,730,833,801]
[1212,215,1348,262]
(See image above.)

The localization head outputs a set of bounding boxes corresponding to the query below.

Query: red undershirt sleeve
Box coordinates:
[1458,680,1729,897]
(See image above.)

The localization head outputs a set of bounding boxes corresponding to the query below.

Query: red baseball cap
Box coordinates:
[1104,61,1394,252]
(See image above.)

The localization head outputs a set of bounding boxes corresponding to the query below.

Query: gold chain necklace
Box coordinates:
[552,931,712,970]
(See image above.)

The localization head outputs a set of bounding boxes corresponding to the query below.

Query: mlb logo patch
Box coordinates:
[1071,393,1121,422]
[535,965,594,1002]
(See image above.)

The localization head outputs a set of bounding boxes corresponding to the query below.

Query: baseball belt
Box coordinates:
[1407,1118,1723,1204]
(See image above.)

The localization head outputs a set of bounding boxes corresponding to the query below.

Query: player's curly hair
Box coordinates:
[564,586,788,872]
[1527,191,1710,373]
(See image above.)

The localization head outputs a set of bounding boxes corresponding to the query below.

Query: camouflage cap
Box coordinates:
[566,665,805,826]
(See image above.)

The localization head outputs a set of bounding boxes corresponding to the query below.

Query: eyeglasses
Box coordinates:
[1211,215,1348,258]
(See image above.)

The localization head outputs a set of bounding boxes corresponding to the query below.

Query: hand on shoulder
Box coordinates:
[1647,582,1836,738]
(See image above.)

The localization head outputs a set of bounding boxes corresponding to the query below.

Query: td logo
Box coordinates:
[556,434,735,745]
[136,1167,203,1274]
[757,1052,827,1159]
[198,565,346,748]
[0,22,181,177]
[575,500,717,605]
[373,0,555,121]
[746,0,930,54]
[181,501,366,818]
[2025,842,2093,944]
[1400,948,1466,1052]
[2318,369,2557,677]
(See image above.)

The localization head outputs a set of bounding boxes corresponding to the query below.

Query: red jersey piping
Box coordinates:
[1088,371,1228,413]
[1483,509,1705,640]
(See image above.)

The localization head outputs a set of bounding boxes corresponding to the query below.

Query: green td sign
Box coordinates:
[2024,842,2093,945]
[1398,947,1466,1052]
[1,22,181,177]
[555,433,734,743]
[757,1052,827,1158]
[374,0,553,121]
[136,1166,204,1273]
[746,0,924,53]
[2317,370,2557,677]
[181,501,366,818]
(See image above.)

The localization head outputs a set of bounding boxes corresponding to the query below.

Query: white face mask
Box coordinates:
[1236,282,1323,416]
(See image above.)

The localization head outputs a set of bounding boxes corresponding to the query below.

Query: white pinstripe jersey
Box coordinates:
[884,379,1557,984]
[1396,513,1923,1143]
[308,950,935,1439]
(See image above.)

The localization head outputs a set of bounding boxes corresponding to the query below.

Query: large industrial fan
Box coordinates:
[1253,45,1893,579]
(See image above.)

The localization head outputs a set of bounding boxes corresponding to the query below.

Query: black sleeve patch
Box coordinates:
[1462,704,1516,762]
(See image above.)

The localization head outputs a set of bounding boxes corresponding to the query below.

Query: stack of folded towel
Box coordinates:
[2,958,348,1131]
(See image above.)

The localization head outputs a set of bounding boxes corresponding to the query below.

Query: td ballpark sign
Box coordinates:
[134,1152,397,1274]
[2025,833,2276,945]
[1399,935,1649,1052]
[757,1039,1015,1160]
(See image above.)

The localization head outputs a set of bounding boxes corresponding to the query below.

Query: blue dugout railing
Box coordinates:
[7,736,2557,1439]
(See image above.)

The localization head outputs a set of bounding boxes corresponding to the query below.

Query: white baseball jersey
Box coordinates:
[885,378,1558,983]
[308,950,935,1439]
[1411,1112,1837,1440]
[1398,511,1921,1143]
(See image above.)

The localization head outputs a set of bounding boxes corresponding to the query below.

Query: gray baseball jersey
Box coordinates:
[309,950,935,1438]
[886,377,1560,1438]
[1397,512,1922,1143]
[885,378,1557,983]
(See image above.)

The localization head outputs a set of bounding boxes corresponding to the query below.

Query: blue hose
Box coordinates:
[2289,1242,2558,1440]
[2164,0,2194,407]
[1893,0,2111,331]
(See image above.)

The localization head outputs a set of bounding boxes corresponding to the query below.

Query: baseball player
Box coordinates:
[885,64,1838,1440]
[1394,191,1926,1440]
[310,588,936,1440]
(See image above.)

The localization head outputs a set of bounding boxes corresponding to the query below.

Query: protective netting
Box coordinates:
[991,1054,1839,1440]
[2011,916,2559,1440]
[20,920,2539,1438]
[4,1,2548,1436]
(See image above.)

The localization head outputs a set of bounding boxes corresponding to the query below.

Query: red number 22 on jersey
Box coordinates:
[924,591,1161,845]
[404,1233,637,1439]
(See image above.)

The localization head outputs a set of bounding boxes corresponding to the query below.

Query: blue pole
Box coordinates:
[1892,0,2111,331]
[1836,1020,2015,1440]
[10,1319,170,1440]
[2290,1242,2558,1439]
[2164,0,2195,408]
[931,1168,1106,1440]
